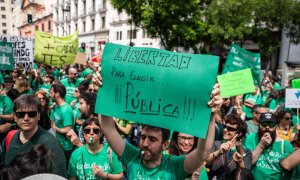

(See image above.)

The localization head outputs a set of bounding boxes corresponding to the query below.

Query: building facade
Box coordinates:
[16,0,53,37]
[53,0,161,59]
[0,0,14,35]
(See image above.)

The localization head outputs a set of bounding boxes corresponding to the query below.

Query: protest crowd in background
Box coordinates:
[2,42,300,180]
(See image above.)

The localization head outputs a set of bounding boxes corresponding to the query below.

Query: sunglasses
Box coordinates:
[15,111,38,118]
[261,122,276,128]
[224,125,238,131]
[83,128,101,134]
[284,117,292,121]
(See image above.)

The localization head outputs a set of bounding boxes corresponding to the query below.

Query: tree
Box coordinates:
[111,0,210,52]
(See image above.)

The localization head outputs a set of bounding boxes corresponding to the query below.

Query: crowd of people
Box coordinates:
[0,61,300,180]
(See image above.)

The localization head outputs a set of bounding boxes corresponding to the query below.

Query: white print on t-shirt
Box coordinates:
[76,162,110,180]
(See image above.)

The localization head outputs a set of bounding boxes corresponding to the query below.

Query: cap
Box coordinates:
[82,68,94,78]
[259,112,277,124]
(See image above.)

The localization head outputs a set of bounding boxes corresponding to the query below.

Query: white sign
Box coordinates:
[0,35,34,70]
[285,88,300,108]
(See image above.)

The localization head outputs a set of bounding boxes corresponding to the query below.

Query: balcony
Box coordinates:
[88,7,96,14]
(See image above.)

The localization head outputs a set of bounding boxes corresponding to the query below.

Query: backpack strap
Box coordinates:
[5,130,18,151]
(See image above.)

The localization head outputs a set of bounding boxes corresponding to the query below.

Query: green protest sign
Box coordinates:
[0,42,14,71]
[95,43,219,138]
[218,68,255,98]
[34,31,78,67]
[292,79,300,88]
[222,44,261,85]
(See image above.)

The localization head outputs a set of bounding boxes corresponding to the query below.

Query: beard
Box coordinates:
[258,127,276,148]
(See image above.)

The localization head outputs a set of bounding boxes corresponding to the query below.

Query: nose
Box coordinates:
[23,113,30,120]
[142,138,150,147]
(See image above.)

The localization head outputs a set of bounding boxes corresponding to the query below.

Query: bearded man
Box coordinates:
[244,112,294,180]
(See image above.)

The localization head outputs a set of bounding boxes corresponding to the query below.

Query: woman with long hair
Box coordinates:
[276,110,297,142]
[68,118,124,180]
[34,91,52,134]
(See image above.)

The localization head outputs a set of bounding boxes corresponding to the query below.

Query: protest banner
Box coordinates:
[218,68,255,98]
[292,79,300,88]
[0,42,14,71]
[34,31,78,67]
[222,44,261,86]
[285,88,300,108]
[95,43,219,138]
[73,52,87,65]
[0,35,33,70]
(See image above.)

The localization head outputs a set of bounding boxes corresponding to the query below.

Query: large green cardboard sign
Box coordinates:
[0,42,14,71]
[222,44,261,85]
[95,43,219,138]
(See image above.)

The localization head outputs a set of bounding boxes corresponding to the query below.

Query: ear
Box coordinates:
[162,140,169,150]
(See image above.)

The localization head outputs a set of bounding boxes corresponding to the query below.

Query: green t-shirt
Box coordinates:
[61,78,84,104]
[120,142,188,179]
[50,103,74,151]
[53,68,62,80]
[244,133,294,180]
[268,99,277,111]
[242,93,263,119]
[39,83,51,93]
[273,83,281,90]
[291,164,300,180]
[68,144,123,180]
[0,95,13,116]
[116,118,134,138]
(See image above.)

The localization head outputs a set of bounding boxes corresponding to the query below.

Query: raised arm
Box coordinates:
[280,148,300,171]
[99,115,125,157]
[184,84,222,174]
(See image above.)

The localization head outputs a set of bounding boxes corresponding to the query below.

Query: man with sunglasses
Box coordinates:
[245,112,294,180]
[1,94,67,178]
[61,68,84,104]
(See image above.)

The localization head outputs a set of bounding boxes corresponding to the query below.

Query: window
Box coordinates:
[101,16,105,29]
[35,25,38,30]
[1,15,5,19]
[142,29,148,38]
[3,30,6,34]
[1,7,5,11]
[42,23,44,31]
[127,29,137,39]
[83,21,85,32]
[91,19,95,30]
[103,0,106,9]
[116,31,122,40]
[83,0,86,14]
[68,25,70,34]
[75,23,78,31]
[48,20,51,30]
[0,0,4,3]
[2,23,6,27]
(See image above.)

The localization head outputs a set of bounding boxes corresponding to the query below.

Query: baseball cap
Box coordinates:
[259,112,277,124]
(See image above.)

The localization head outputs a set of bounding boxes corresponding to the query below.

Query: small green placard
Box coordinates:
[95,43,220,138]
[218,68,255,98]
[0,42,14,71]
[292,79,300,88]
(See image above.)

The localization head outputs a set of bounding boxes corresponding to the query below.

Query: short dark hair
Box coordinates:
[51,83,66,98]
[252,104,267,114]
[224,114,247,139]
[14,95,42,112]
[141,125,170,142]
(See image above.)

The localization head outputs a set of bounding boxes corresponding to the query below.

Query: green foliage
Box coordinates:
[111,0,300,56]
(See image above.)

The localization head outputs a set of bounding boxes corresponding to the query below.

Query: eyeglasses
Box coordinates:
[83,128,101,134]
[283,117,292,121]
[15,111,38,118]
[178,136,194,143]
[224,125,238,131]
[260,122,276,128]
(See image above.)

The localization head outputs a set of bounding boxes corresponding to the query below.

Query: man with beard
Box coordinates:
[49,83,74,165]
[61,68,83,104]
[244,112,294,179]
[99,84,222,179]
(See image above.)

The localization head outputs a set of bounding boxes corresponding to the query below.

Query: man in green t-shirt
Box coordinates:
[245,112,294,180]
[246,105,268,134]
[50,83,74,165]
[60,68,83,104]
[99,85,222,179]
[1,94,67,178]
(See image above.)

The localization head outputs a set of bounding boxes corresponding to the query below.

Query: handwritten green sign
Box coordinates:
[222,44,261,85]
[34,31,78,67]
[0,42,14,71]
[292,79,300,88]
[218,68,255,98]
[95,43,219,138]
